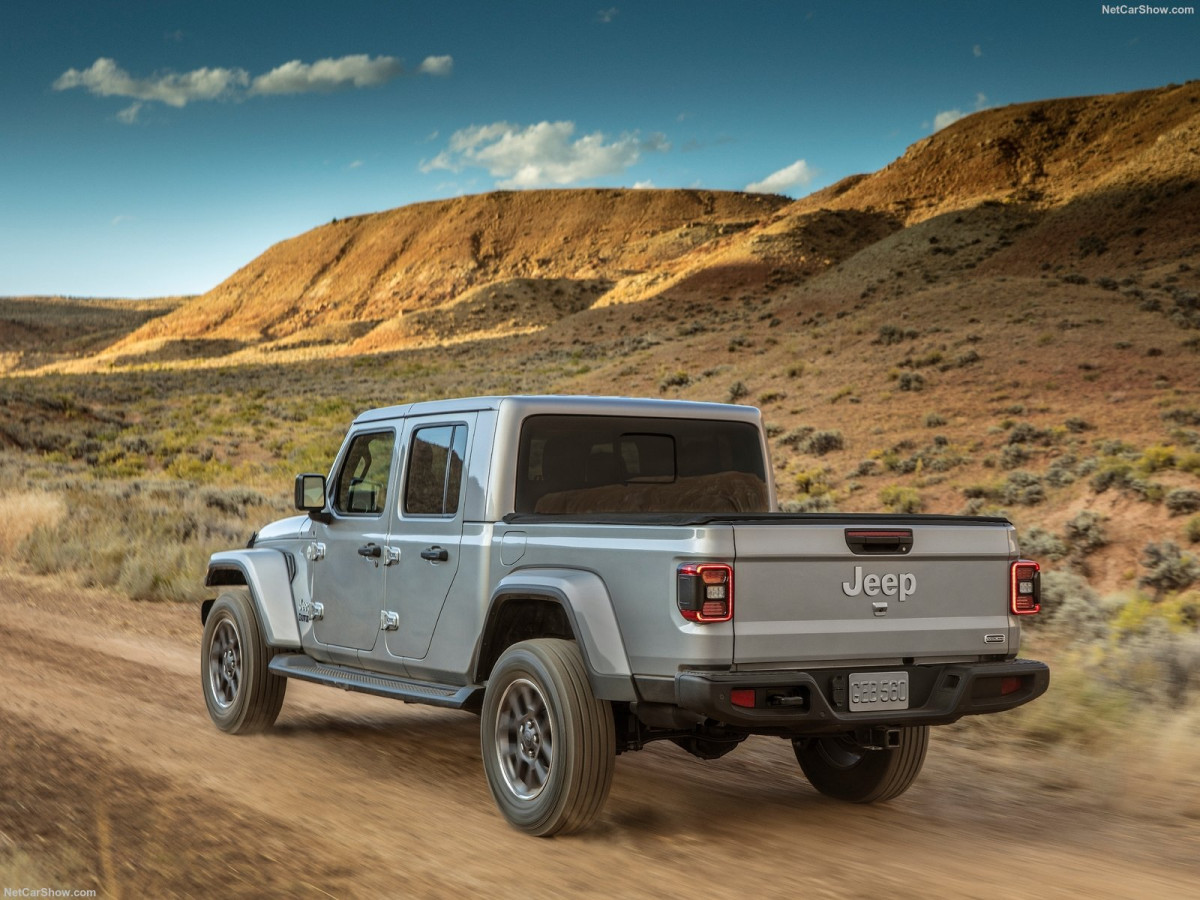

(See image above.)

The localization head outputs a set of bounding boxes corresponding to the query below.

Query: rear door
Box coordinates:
[730,520,1016,666]
[382,415,475,660]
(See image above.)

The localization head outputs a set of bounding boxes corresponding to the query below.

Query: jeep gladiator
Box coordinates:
[201,395,1049,835]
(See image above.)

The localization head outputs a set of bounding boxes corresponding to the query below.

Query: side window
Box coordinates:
[404,424,468,516]
[333,431,395,515]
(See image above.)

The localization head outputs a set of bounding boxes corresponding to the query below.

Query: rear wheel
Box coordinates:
[793,725,928,803]
[201,589,286,734]
[481,639,615,836]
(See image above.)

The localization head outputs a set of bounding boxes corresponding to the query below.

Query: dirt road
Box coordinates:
[1,574,1196,899]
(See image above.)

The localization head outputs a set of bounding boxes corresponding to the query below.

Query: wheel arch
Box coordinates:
[204,549,302,649]
[475,569,636,702]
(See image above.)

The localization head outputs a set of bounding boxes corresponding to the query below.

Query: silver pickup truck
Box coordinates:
[200,395,1049,835]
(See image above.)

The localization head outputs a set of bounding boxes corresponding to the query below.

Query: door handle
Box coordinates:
[420,546,449,562]
[358,543,382,558]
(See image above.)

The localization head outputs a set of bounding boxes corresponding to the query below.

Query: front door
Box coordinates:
[383,416,474,660]
[311,428,397,653]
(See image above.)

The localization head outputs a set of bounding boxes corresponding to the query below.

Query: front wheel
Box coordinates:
[201,589,286,734]
[793,725,928,803]
[481,639,615,836]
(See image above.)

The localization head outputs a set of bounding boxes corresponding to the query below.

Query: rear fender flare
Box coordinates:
[204,549,301,649]
[481,569,635,702]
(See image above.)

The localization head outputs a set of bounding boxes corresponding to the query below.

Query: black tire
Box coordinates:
[201,589,286,734]
[481,639,615,836]
[793,725,929,803]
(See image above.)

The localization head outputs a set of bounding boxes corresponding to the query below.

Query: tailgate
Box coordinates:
[731,520,1017,665]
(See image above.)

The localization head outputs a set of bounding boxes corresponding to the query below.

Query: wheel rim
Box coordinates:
[207,616,242,710]
[493,677,553,801]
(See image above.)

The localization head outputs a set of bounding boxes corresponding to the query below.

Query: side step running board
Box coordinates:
[269,655,483,711]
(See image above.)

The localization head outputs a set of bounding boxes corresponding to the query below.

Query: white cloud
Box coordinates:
[421,120,668,188]
[116,102,143,124]
[55,52,444,117]
[933,108,967,131]
[348,160,364,169]
[933,93,989,131]
[53,57,249,107]
[633,180,654,189]
[745,159,815,195]
[250,54,403,94]
[417,55,453,76]
[597,7,619,23]
[973,44,983,57]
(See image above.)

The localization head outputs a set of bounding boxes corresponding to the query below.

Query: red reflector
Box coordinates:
[1000,676,1023,696]
[730,689,756,708]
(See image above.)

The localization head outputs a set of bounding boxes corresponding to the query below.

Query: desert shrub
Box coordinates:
[726,380,749,402]
[1138,443,1178,474]
[1089,458,1162,501]
[658,370,691,391]
[924,412,947,427]
[1001,471,1044,505]
[1107,596,1200,707]
[801,430,844,456]
[779,495,835,513]
[1007,422,1051,445]
[1000,443,1031,470]
[851,459,878,477]
[1045,456,1077,487]
[897,372,924,392]
[1187,516,1200,544]
[1034,569,1104,635]
[1064,510,1108,554]
[879,485,922,513]
[1020,526,1066,561]
[1064,417,1092,433]
[875,324,918,345]
[778,426,814,448]
[1165,488,1200,516]
[1138,541,1200,599]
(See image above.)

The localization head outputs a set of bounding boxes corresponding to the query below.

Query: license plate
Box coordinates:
[848,671,909,711]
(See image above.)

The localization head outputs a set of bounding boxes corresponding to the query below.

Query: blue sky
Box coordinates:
[3,1,1197,298]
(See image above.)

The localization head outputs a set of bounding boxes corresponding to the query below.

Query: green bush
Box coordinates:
[879,485,922,513]
[1065,511,1108,554]
[1165,488,1200,516]
[1001,471,1045,506]
[1020,526,1067,561]
[1138,541,1200,599]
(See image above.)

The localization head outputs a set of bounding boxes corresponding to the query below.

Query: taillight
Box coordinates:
[677,563,733,623]
[1010,560,1041,615]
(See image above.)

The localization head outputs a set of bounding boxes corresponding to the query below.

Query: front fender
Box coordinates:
[486,568,635,702]
[205,549,301,649]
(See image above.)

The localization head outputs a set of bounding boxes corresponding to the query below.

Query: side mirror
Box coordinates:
[294,473,328,514]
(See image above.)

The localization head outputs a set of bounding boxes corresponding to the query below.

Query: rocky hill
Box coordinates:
[85,80,1200,368]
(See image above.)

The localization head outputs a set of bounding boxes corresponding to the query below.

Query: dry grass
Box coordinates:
[0,490,66,559]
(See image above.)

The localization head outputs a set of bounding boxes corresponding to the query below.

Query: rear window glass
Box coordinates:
[515,414,769,515]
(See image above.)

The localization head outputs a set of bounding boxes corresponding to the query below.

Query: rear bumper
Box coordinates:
[674,658,1049,734]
